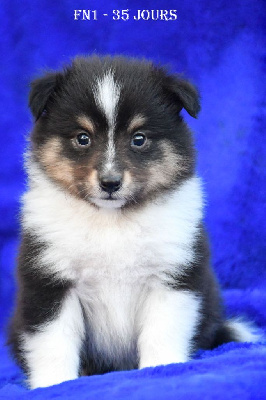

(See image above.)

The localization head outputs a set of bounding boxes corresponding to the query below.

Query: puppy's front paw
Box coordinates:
[139,352,189,369]
[28,371,79,389]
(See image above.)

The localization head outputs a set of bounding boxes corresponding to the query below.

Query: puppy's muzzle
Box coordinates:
[99,173,122,194]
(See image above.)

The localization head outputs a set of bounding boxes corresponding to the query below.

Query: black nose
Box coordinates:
[99,174,122,193]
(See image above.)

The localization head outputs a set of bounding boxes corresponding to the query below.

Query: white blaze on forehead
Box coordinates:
[95,71,120,125]
[95,72,121,172]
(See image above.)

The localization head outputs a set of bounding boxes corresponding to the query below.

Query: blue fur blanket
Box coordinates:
[0,0,265,398]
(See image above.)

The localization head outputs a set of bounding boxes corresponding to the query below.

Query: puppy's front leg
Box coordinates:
[138,288,201,368]
[22,291,84,389]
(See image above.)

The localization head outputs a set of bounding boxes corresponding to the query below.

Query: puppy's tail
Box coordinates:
[213,318,264,347]
[225,318,264,342]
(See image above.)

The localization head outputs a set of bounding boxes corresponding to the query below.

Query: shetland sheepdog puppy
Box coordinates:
[9,56,259,389]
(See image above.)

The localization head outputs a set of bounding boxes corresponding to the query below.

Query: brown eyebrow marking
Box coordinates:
[76,115,94,133]
[128,114,146,132]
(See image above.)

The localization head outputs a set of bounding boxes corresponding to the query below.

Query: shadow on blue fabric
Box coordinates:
[0,0,265,398]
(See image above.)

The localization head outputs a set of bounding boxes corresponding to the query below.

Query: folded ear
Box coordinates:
[163,74,201,118]
[29,71,64,120]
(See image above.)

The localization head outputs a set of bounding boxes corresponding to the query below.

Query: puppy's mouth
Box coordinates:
[89,194,127,209]
[105,194,118,201]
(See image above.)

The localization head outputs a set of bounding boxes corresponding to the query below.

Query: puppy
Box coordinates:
[9,56,259,389]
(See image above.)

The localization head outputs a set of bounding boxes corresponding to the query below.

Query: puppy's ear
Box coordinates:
[163,75,201,118]
[29,71,64,120]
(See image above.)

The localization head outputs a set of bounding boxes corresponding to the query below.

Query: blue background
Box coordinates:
[0,0,266,398]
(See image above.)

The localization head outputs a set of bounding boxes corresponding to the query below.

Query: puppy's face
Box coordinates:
[29,57,200,209]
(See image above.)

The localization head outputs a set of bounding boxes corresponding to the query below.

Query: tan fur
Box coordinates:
[76,115,94,133]
[38,138,75,192]
[128,114,146,132]
[146,141,189,190]
[87,169,99,190]
[38,138,102,200]
[123,171,132,186]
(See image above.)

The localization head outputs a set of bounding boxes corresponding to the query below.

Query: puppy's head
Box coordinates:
[29,56,200,209]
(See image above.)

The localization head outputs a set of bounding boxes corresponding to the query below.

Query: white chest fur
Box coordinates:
[23,168,203,283]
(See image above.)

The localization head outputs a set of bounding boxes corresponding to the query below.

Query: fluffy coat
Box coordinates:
[8,56,259,389]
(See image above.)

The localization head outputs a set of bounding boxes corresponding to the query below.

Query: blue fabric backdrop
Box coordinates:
[0,0,265,398]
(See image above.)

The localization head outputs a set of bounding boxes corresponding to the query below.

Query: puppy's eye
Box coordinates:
[131,132,147,148]
[76,133,91,147]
